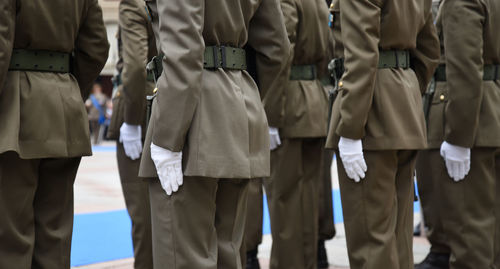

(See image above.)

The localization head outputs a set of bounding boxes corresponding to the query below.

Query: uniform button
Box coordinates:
[153,87,158,94]
[330,3,334,8]
[440,95,445,101]
[338,81,343,88]
[116,91,121,97]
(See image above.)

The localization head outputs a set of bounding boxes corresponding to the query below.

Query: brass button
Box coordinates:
[440,94,445,101]
[153,87,158,94]
[330,3,334,8]
[338,81,343,88]
[116,91,121,97]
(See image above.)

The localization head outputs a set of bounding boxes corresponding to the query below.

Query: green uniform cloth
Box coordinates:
[438,148,500,269]
[0,152,81,269]
[264,138,324,269]
[116,143,153,269]
[148,177,249,269]
[337,150,417,269]
[318,150,336,241]
[416,150,451,254]
[244,179,264,252]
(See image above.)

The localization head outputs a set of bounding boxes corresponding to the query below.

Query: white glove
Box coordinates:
[440,141,471,182]
[119,123,142,160]
[269,127,281,150]
[338,137,367,182]
[150,143,183,196]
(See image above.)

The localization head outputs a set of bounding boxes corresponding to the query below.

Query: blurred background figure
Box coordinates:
[86,82,110,144]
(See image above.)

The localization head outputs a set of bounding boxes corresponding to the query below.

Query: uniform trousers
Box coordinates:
[416,150,451,254]
[243,178,264,253]
[0,151,81,269]
[149,176,249,269]
[318,150,335,241]
[116,143,153,269]
[438,148,499,269]
[264,138,323,269]
[337,150,416,269]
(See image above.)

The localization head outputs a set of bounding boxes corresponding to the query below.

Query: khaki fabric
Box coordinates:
[116,143,153,269]
[337,150,416,269]
[439,148,499,269]
[0,151,81,269]
[279,0,331,138]
[438,0,500,148]
[326,0,440,150]
[416,150,450,254]
[244,179,264,252]
[0,0,109,159]
[264,138,323,269]
[107,0,157,140]
[139,0,290,179]
[318,150,335,240]
[148,177,248,269]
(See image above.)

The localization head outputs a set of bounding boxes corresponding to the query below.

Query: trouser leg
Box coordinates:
[416,150,450,254]
[318,149,335,240]
[264,138,321,269]
[0,152,38,269]
[243,179,263,252]
[117,142,153,269]
[216,179,249,269]
[32,156,81,269]
[495,150,500,269]
[149,176,248,269]
[440,148,496,269]
[337,150,416,269]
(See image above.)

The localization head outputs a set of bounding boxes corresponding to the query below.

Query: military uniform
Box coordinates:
[139,0,290,268]
[0,0,109,268]
[326,0,439,268]
[262,0,331,268]
[426,1,500,268]
[106,0,157,268]
[414,1,452,268]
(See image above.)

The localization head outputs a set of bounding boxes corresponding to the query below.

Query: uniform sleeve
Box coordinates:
[442,0,485,148]
[119,0,149,125]
[0,0,15,94]
[335,0,382,139]
[247,0,291,128]
[151,0,204,152]
[73,0,110,100]
[410,6,440,94]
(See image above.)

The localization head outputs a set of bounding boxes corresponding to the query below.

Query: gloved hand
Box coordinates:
[440,141,471,182]
[150,143,183,196]
[269,127,281,150]
[338,137,367,182]
[119,123,142,160]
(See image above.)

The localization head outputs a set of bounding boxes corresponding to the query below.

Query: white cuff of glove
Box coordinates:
[440,141,471,182]
[119,123,142,160]
[150,143,183,196]
[269,127,281,151]
[338,137,367,182]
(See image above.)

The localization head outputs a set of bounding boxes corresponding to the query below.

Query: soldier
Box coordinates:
[0,0,109,268]
[138,0,290,268]
[414,1,452,268]
[263,0,331,268]
[424,0,499,268]
[326,0,439,269]
[106,0,157,268]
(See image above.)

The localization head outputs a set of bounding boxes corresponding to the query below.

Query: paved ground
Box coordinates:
[73,141,430,268]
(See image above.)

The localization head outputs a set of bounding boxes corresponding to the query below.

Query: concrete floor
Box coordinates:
[73,142,430,268]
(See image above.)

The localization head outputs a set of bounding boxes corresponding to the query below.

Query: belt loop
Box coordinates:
[220,46,227,69]
[395,51,400,68]
[212,46,219,69]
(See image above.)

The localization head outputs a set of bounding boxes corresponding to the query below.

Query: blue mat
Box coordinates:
[71,190,419,266]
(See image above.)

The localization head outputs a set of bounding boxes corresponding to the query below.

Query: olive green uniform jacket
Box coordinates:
[280,0,331,138]
[0,0,109,159]
[326,0,440,150]
[108,0,157,139]
[139,0,290,179]
[438,0,500,148]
